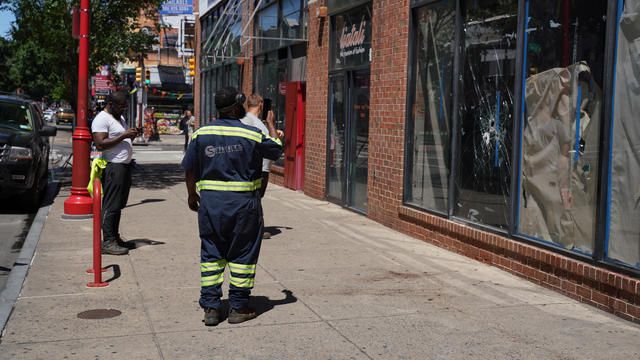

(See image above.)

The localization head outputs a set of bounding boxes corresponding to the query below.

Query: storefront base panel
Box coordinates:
[269,165,285,187]
[396,205,640,325]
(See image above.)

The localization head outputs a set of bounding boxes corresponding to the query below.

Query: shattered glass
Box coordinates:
[406,1,455,213]
[454,0,518,229]
[517,1,607,255]
[608,0,640,269]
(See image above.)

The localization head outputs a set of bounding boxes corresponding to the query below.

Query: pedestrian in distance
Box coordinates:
[179,109,195,152]
[91,90,142,255]
[241,94,284,238]
[182,87,283,326]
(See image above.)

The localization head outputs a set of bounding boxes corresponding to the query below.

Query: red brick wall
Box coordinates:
[302,1,330,199]
[367,0,410,228]
[397,206,640,324]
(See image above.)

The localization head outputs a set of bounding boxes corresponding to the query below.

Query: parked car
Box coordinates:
[0,94,57,209]
[56,107,74,124]
[43,109,55,123]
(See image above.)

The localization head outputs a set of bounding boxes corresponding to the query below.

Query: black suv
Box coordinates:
[0,95,57,209]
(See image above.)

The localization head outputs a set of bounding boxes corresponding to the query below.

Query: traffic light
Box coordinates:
[135,67,143,83]
[188,58,195,77]
[145,68,151,84]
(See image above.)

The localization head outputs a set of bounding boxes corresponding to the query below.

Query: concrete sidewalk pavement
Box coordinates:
[0,158,639,359]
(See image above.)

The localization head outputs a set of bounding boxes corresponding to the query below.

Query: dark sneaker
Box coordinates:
[228,307,257,324]
[101,241,129,255]
[203,308,220,326]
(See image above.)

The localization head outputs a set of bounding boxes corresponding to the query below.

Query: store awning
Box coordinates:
[146,66,192,92]
[201,0,308,66]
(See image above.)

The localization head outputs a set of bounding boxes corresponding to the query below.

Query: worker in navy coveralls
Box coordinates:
[182,87,283,326]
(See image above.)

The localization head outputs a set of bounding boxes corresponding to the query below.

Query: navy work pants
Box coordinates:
[198,190,263,310]
[101,162,131,243]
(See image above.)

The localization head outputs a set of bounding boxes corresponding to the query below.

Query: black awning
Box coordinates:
[157,65,191,92]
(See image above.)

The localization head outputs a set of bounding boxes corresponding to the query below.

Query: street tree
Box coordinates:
[0,0,164,104]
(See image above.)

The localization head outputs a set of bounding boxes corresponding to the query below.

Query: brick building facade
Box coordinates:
[195,0,640,323]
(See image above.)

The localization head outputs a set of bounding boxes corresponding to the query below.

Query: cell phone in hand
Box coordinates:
[261,98,272,121]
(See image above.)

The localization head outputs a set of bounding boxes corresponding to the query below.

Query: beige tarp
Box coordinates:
[609,0,640,268]
[519,62,602,253]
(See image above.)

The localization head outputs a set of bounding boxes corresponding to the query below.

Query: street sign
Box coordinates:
[93,75,115,92]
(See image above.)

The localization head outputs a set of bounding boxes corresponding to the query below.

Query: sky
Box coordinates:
[0,9,15,39]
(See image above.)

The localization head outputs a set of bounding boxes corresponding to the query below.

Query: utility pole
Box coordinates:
[63,0,92,217]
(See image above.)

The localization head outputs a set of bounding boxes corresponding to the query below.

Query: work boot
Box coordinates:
[203,308,220,326]
[101,240,129,255]
[228,307,257,324]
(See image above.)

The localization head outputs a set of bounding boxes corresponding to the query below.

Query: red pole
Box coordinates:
[87,178,108,287]
[64,0,93,215]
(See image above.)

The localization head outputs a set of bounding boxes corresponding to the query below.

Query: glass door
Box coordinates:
[327,71,370,212]
[328,74,346,202]
[349,71,370,211]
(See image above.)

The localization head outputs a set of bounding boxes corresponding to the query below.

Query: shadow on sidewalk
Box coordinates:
[131,163,184,190]
[123,238,165,249]
[126,198,166,208]
[214,289,298,323]
[263,226,293,238]
[103,264,121,283]
[252,289,297,316]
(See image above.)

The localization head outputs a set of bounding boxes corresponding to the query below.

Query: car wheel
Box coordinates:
[21,176,44,211]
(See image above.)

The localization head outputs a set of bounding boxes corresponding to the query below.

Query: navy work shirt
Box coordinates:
[181,119,283,192]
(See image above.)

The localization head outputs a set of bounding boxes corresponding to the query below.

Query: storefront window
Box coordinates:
[281,0,302,46]
[608,0,640,269]
[454,0,517,229]
[517,0,608,255]
[256,3,279,53]
[405,1,455,213]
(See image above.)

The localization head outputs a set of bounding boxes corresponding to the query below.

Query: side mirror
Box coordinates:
[39,125,57,137]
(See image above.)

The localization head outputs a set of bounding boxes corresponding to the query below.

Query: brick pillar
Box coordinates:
[367,0,410,227]
[304,0,330,200]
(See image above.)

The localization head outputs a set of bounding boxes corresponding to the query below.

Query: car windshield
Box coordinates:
[0,101,33,130]
[62,109,73,114]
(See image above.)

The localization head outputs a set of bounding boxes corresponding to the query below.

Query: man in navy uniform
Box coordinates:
[182,87,283,326]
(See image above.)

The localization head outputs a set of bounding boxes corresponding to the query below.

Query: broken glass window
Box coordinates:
[454,0,517,229]
[405,0,455,213]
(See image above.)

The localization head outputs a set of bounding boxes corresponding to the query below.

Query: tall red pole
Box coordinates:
[64,0,93,216]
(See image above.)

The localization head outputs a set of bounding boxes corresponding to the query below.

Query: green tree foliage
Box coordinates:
[0,0,164,103]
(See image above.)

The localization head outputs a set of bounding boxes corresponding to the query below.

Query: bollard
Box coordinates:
[86,178,108,287]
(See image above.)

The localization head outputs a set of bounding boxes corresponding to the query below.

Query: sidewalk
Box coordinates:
[0,156,639,359]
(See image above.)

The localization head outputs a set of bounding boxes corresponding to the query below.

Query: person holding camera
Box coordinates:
[92,90,142,255]
[182,87,283,326]
[240,94,283,238]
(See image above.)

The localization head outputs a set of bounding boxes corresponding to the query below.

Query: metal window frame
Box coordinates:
[201,0,308,66]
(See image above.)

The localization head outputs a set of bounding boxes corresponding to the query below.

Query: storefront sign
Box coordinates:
[159,0,193,15]
[330,3,372,70]
[339,20,367,60]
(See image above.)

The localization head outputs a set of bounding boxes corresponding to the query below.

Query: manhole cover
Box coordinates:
[77,309,122,319]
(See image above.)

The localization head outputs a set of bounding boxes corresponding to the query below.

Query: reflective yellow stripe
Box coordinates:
[201,259,227,272]
[196,179,262,192]
[229,263,256,275]
[266,136,283,146]
[201,273,224,287]
[229,276,254,288]
[192,126,262,142]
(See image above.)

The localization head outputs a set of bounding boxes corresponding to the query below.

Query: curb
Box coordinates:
[0,182,58,339]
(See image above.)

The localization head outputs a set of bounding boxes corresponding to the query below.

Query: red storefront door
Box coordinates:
[284,82,306,190]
